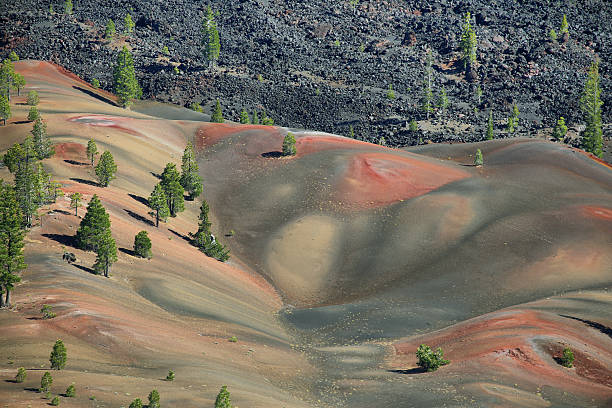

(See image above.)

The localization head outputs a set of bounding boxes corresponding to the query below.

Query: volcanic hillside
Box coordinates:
[1,61,611,407]
[1,0,611,150]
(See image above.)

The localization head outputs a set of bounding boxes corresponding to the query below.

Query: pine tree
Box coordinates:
[64,0,73,15]
[559,14,569,38]
[0,181,26,308]
[86,139,97,166]
[580,61,603,158]
[93,229,117,277]
[147,183,169,227]
[474,148,483,166]
[40,372,53,393]
[124,13,135,35]
[8,51,18,62]
[437,87,449,113]
[0,58,15,101]
[11,137,39,227]
[13,73,25,96]
[160,163,185,217]
[50,339,67,370]
[239,110,250,124]
[0,94,9,125]
[421,49,434,119]
[409,119,418,133]
[252,111,260,125]
[349,125,355,139]
[486,110,494,140]
[105,19,116,40]
[201,6,220,68]
[134,231,152,259]
[95,151,117,187]
[180,142,203,200]
[191,200,229,262]
[191,200,212,244]
[148,390,160,408]
[282,132,297,156]
[15,367,27,383]
[65,384,75,397]
[31,117,54,159]
[27,90,39,106]
[75,195,111,250]
[28,106,39,121]
[91,78,100,88]
[552,116,568,141]
[129,399,143,408]
[507,104,519,135]
[70,192,82,216]
[113,46,141,108]
[459,12,477,71]
[215,385,231,408]
[211,99,224,123]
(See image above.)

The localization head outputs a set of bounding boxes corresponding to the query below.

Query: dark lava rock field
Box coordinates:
[1,0,610,148]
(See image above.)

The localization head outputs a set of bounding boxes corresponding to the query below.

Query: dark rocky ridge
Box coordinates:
[1,0,610,148]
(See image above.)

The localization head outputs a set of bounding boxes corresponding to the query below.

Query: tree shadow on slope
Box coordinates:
[72,85,117,106]
[559,315,612,340]
[128,193,149,206]
[119,247,137,257]
[168,228,190,242]
[124,209,155,227]
[261,151,283,158]
[388,368,426,374]
[72,263,96,275]
[70,177,99,187]
[42,233,77,249]
[64,159,89,166]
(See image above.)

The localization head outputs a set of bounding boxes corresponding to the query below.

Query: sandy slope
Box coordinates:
[1,61,611,408]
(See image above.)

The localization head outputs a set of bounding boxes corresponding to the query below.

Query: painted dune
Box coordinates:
[1,61,611,408]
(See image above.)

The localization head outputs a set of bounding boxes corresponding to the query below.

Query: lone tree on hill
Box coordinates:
[69,192,82,216]
[40,371,53,393]
[95,151,117,187]
[282,132,297,156]
[134,231,152,259]
[191,200,230,262]
[75,195,111,250]
[211,99,224,123]
[416,344,449,372]
[474,148,483,166]
[50,339,67,370]
[201,6,220,68]
[459,12,477,72]
[31,117,54,159]
[0,94,9,125]
[160,163,185,217]
[580,61,603,158]
[0,181,26,308]
[86,139,97,166]
[180,142,203,200]
[148,183,170,227]
[559,14,569,39]
[215,385,231,408]
[113,46,141,108]
[93,229,117,277]
[486,110,494,140]
[148,390,160,408]
[552,116,568,141]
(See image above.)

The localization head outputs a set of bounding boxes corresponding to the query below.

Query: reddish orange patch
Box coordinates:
[54,142,86,161]
[296,134,377,156]
[336,152,470,207]
[581,205,612,221]
[194,123,278,150]
[67,115,142,137]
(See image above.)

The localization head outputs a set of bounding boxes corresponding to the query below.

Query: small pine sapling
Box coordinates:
[474,148,483,166]
[552,116,567,141]
[40,371,53,393]
[65,383,76,397]
[166,370,175,381]
[51,396,60,406]
[15,367,27,383]
[416,344,449,372]
[41,304,57,319]
[282,132,297,156]
[560,347,574,368]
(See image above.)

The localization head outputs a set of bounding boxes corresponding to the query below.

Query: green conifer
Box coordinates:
[124,13,135,35]
[134,231,152,259]
[0,181,26,307]
[580,61,603,158]
[28,106,39,121]
[129,399,143,408]
[559,14,569,38]
[86,139,97,166]
[459,12,477,71]
[201,7,220,68]
[70,192,82,216]
[147,183,170,227]
[31,117,54,159]
[15,367,27,383]
[0,94,9,125]
[40,372,53,393]
[215,385,231,408]
[27,90,39,106]
[180,142,203,199]
[93,229,117,277]
[65,384,76,397]
[113,46,141,108]
[239,110,250,124]
[486,110,494,140]
[552,116,568,141]
[474,148,483,166]
[75,195,111,250]
[211,99,224,123]
[160,163,185,217]
[95,151,117,187]
[50,339,67,370]
[64,0,73,15]
[8,51,19,62]
[282,132,297,156]
[105,19,116,40]
[148,390,160,408]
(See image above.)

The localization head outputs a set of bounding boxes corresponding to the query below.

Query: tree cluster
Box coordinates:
[190,200,229,262]
[75,195,117,277]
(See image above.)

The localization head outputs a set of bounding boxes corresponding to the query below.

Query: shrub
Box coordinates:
[28,106,39,121]
[162,46,169,55]
[239,110,250,124]
[105,19,116,40]
[65,384,75,397]
[8,51,19,62]
[215,385,231,408]
[416,344,449,372]
[409,119,418,132]
[41,304,56,319]
[228,336,238,343]
[124,13,135,35]
[134,231,152,259]
[91,78,100,89]
[552,116,567,141]
[189,102,203,113]
[51,396,60,406]
[27,90,39,106]
[549,29,557,42]
[386,84,395,99]
[560,347,574,368]
[129,398,143,408]
[15,367,26,383]
[166,370,175,381]
[282,132,297,156]
[211,99,224,123]
[474,149,483,166]
[64,0,72,15]
[40,371,53,393]
[378,136,386,146]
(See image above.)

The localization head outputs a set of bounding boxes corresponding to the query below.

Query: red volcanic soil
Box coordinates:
[336,152,470,207]
[296,134,377,156]
[581,205,612,221]
[391,309,612,399]
[54,142,87,162]
[68,114,144,137]
[195,123,280,149]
